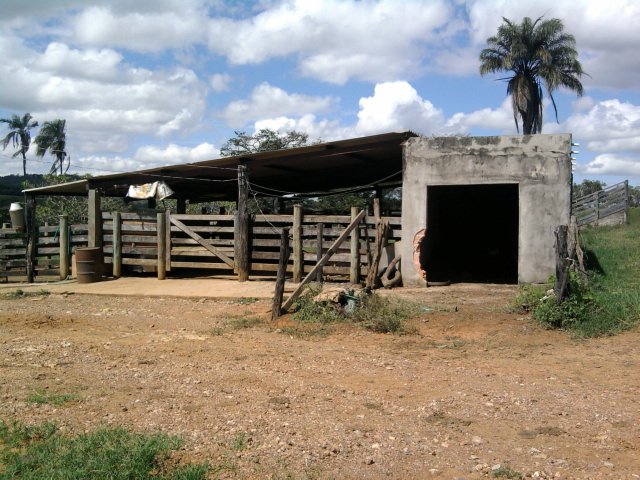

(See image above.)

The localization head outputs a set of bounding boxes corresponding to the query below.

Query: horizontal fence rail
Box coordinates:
[572,180,629,226]
[0,222,88,281]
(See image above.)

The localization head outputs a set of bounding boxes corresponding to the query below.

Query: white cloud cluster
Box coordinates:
[563,99,640,153]
[207,0,453,84]
[579,154,640,178]
[0,36,208,155]
[221,83,335,128]
[69,142,220,176]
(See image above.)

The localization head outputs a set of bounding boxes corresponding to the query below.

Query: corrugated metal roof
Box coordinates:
[23,130,417,201]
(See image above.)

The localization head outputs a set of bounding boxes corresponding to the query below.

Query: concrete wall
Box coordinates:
[401,134,572,286]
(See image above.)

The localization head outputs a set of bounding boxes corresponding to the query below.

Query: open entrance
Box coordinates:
[422,184,519,284]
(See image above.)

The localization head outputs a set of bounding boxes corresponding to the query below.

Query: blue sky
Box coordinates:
[1,0,639,186]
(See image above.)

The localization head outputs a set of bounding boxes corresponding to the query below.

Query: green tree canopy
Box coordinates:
[35,119,68,175]
[220,128,310,157]
[1,113,38,176]
[479,16,586,134]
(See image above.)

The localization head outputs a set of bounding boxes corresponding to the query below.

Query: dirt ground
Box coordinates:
[0,283,638,479]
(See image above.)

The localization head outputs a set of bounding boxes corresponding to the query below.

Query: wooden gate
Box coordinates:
[168,214,236,271]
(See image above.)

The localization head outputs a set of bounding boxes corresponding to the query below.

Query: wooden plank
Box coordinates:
[282,209,366,312]
[102,212,158,221]
[0,238,27,246]
[170,261,234,269]
[170,217,235,268]
[157,212,166,280]
[172,214,235,221]
[112,212,122,278]
[170,225,234,233]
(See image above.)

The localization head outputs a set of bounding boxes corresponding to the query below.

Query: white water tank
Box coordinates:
[9,203,25,230]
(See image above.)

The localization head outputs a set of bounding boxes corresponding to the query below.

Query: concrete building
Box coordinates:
[401,134,573,286]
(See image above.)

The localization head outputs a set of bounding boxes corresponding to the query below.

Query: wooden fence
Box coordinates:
[1,208,401,283]
[0,221,88,281]
[101,209,400,281]
[572,180,629,226]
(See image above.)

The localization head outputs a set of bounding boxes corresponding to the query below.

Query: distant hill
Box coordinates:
[0,174,45,196]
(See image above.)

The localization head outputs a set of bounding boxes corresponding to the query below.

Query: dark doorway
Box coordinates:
[421,184,519,284]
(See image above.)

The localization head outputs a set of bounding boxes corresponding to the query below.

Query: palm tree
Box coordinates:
[0,113,38,176]
[35,119,69,175]
[479,16,586,135]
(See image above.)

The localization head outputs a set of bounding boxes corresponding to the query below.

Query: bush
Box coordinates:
[532,272,598,330]
[292,284,419,334]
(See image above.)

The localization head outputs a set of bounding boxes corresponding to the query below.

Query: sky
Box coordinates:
[0,0,639,187]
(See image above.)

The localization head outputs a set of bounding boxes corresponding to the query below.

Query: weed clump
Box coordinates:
[292,284,419,334]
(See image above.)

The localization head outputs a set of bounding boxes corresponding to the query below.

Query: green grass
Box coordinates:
[577,207,640,336]
[0,421,209,480]
[26,391,81,407]
[492,464,523,479]
[515,208,640,337]
[292,283,421,334]
[2,289,50,299]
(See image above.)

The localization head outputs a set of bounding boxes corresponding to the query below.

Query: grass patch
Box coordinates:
[0,421,209,480]
[2,289,50,299]
[292,284,421,334]
[229,297,257,305]
[227,316,262,329]
[26,391,81,407]
[514,208,640,337]
[492,464,523,479]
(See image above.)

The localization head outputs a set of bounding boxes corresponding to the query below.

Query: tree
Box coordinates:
[0,113,38,177]
[220,128,309,157]
[479,16,586,134]
[35,119,69,175]
[573,179,607,199]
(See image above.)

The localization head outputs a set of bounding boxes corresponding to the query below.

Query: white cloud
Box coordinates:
[0,38,208,154]
[70,5,207,52]
[251,81,470,141]
[68,142,220,176]
[207,0,454,84]
[447,97,514,133]
[209,73,232,93]
[563,99,640,152]
[221,83,335,128]
[579,153,640,178]
[133,142,219,165]
[354,81,450,136]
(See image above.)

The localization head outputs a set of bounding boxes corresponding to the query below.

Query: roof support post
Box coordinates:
[88,188,102,248]
[292,204,303,283]
[25,195,37,283]
[235,161,250,282]
[350,206,361,284]
[59,215,70,280]
[176,198,186,214]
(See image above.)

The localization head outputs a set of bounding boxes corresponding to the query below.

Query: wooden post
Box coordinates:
[555,225,570,305]
[25,195,37,283]
[594,190,600,221]
[624,180,629,224]
[292,204,303,283]
[59,215,69,280]
[373,187,382,221]
[112,212,122,278]
[272,227,290,320]
[176,198,186,214]
[282,209,366,312]
[88,188,102,248]
[165,210,171,271]
[316,223,324,283]
[349,206,360,284]
[157,212,166,280]
[366,219,389,289]
[235,161,250,282]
